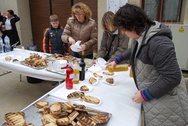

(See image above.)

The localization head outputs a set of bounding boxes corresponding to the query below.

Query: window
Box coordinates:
[142,0,183,23]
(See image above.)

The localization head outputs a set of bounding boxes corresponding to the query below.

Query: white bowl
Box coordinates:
[52,60,67,70]
[58,60,67,68]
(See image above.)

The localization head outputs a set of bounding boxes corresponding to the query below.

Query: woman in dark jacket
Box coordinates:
[0,10,20,50]
[107,3,188,126]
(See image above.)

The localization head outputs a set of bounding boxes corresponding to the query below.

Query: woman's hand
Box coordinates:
[1,25,5,31]
[105,61,117,70]
[80,44,86,51]
[131,91,144,104]
[68,37,76,45]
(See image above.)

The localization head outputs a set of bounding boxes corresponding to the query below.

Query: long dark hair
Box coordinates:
[114,3,155,35]
[7,9,14,16]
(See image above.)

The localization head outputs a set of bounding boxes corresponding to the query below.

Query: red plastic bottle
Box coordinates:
[66,64,74,89]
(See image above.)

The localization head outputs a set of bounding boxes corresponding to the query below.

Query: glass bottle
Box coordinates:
[73,62,80,84]
[79,51,86,81]
[66,61,73,89]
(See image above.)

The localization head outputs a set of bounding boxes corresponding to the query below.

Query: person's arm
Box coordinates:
[106,48,131,70]
[42,28,50,53]
[0,12,3,21]
[12,14,20,23]
[81,21,97,51]
[109,32,129,61]
[114,48,131,64]
[61,18,75,44]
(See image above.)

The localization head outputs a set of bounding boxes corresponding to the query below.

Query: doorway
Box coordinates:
[29,0,97,51]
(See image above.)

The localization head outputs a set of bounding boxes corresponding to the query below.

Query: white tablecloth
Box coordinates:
[50,70,141,126]
[0,48,65,81]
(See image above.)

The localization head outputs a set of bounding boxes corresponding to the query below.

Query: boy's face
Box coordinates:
[50,21,59,28]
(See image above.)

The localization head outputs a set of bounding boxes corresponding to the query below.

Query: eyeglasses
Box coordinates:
[75,13,83,17]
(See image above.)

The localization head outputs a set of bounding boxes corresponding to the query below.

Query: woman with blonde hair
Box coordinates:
[98,11,129,62]
[61,2,97,59]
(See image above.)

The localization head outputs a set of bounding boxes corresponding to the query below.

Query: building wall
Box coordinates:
[97,0,107,50]
[182,0,188,23]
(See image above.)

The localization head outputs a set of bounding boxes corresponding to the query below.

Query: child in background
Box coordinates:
[42,14,69,55]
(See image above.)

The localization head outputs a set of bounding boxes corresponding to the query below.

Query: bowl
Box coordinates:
[53,60,67,70]
[58,60,67,68]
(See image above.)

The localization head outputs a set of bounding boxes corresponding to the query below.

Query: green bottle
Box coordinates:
[79,51,86,81]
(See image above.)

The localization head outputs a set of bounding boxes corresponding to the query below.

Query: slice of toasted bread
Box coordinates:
[61,102,74,113]
[93,73,103,79]
[41,114,57,125]
[81,95,100,104]
[68,110,79,123]
[67,91,84,100]
[49,102,62,115]
[5,112,26,126]
[73,104,86,111]
[89,77,97,84]
[89,112,110,124]
[56,117,69,126]
[43,122,58,126]
[102,71,114,76]
[80,85,89,91]
[38,106,49,114]
[34,100,49,108]
[76,115,96,126]
[106,78,114,84]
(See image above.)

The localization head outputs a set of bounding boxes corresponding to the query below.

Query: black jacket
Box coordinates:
[42,25,68,55]
[1,15,20,47]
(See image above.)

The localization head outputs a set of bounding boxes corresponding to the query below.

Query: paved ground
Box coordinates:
[0,70,58,124]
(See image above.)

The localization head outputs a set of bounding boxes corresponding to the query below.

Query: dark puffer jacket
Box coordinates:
[115,21,188,126]
[42,25,68,54]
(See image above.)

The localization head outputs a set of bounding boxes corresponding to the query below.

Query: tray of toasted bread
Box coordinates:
[1,94,111,126]
[46,53,76,61]
[20,53,48,70]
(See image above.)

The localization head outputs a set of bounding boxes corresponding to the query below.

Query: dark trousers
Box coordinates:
[72,52,93,59]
